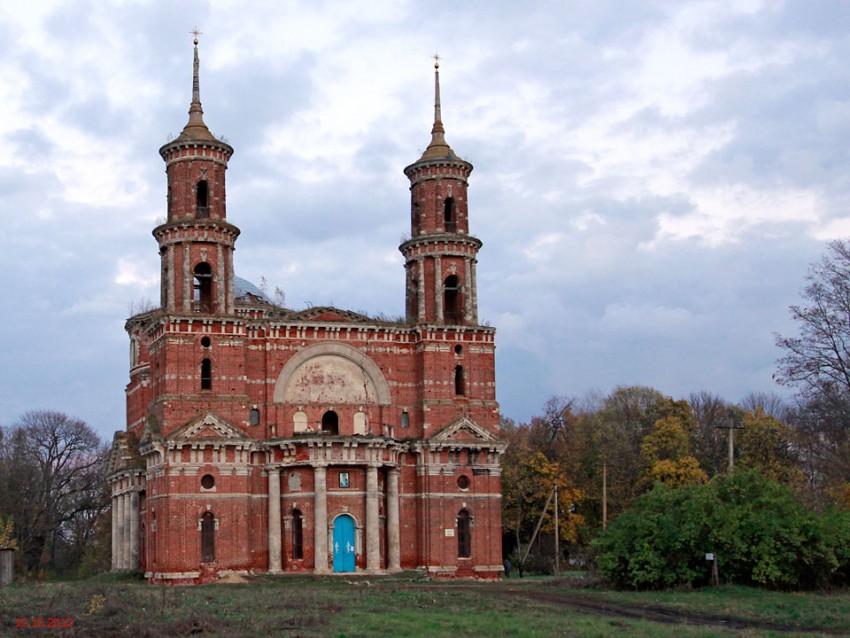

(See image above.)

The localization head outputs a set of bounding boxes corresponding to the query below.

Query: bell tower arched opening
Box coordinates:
[196,180,209,218]
[444,197,456,232]
[444,275,462,324]
[193,262,213,313]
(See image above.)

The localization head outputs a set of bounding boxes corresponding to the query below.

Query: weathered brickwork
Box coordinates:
[107,47,505,584]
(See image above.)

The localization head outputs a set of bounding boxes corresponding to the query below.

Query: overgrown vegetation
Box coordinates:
[2,573,850,637]
[594,470,850,589]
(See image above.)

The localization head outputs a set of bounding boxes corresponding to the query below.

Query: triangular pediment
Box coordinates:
[139,413,162,446]
[107,431,142,475]
[168,413,253,443]
[430,417,496,443]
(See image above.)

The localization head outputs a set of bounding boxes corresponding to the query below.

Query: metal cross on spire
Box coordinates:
[191,26,203,45]
[432,52,441,68]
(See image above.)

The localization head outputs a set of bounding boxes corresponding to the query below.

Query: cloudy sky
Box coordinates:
[0,0,846,441]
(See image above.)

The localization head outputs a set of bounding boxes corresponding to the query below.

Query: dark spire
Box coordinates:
[176,34,216,142]
[419,55,461,162]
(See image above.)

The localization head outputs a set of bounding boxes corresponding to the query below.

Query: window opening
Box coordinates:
[444,197,456,232]
[455,365,465,396]
[193,262,213,313]
[201,512,215,562]
[401,411,410,428]
[322,410,339,435]
[457,510,471,558]
[444,275,462,325]
[201,358,212,390]
[292,509,303,559]
[196,180,209,218]
[201,474,215,489]
[249,408,260,426]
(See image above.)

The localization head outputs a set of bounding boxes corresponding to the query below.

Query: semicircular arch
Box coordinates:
[273,343,391,406]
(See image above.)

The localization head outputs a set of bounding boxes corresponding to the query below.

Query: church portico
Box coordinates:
[264,437,404,574]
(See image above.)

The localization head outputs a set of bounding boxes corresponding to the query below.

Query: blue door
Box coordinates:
[333,515,356,572]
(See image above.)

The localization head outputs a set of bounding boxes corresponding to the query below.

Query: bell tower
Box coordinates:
[401,59,482,325]
[155,37,239,315]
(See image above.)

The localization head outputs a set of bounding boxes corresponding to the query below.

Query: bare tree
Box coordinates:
[740,391,789,421]
[775,240,850,502]
[775,240,850,401]
[687,391,733,477]
[0,411,108,574]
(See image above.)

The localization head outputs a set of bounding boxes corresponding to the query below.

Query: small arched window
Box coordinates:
[412,202,420,234]
[455,365,465,396]
[444,197,456,232]
[196,180,209,218]
[322,410,339,435]
[457,510,471,558]
[292,509,303,559]
[201,511,215,563]
[201,358,212,390]
[193,262,213,313]
[444,275,462,325]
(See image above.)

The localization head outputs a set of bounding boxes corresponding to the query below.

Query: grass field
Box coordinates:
[1,571,849,637]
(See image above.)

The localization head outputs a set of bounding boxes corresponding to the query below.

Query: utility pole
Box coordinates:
[554,483,560,576]
[602,458,607,530]
[716,409,745,472]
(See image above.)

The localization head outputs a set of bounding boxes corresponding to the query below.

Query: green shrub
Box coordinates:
[594,469,850,590]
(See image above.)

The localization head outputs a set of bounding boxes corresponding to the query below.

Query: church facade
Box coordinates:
[107,43,505,583]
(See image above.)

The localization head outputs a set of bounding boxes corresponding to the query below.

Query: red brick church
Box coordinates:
[107,41,505,583]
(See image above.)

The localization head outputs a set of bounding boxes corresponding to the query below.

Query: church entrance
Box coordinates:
[332,515,356,572]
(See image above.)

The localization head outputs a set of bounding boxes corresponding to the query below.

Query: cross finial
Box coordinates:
[191,26,203,46]
[433,52,440,69]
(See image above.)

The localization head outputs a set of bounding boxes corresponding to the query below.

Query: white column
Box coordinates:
[313,465,328,572]
[111,491,118,571]
[167,247,175,312]
[216,244,224,313]
[366,464,380,571]
[471,258,478,323]
[464,258,473,323]
[417,258,426,321]
[183,244,191,313]
[387,467,401,571]
[122,492,132,569]
[434,256,443,323]
[129,487,139,569]
[116,491,126,569]
[268,468,282,573]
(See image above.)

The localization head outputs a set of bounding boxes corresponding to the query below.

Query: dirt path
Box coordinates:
[404,584,845,635]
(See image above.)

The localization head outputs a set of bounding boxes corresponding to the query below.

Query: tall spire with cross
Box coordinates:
[177,27,216,142]
[419,54,460,161]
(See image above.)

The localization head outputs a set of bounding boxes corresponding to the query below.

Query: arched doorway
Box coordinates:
[332,514,356,572]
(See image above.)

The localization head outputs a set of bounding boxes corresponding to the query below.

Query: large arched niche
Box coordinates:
[273,343,391,406]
